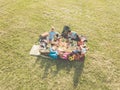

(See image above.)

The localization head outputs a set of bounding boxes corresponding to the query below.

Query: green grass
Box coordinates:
[0,0,120,90]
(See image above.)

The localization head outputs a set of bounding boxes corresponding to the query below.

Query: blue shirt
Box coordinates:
[49,47,58,55]
[68,31,77,39]
[49,31,56,40]
[49,47,58,59]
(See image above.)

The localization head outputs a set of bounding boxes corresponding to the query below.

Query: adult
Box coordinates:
[68,30,80,41]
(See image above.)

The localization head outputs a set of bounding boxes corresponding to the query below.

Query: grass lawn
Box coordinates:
[0,0,120,90]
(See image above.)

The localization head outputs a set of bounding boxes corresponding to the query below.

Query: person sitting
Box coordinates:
[68,30,80,41]
[77,38,84,46]
[80,44,89,57]
[49,44,58,59]
[48,26,56,43]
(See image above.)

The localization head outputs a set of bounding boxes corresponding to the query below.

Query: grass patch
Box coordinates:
[0,0,120,90]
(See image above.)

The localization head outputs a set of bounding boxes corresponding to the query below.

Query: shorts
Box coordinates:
[49,38,53,41]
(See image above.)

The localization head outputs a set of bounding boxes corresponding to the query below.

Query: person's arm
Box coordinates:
[48,32,50,40]
[41,32,49,37]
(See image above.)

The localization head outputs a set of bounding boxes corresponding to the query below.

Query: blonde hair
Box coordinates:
[51,26,55,30]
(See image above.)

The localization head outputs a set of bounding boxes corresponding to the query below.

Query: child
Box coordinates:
[77,38,84,46]
[49,44,59,59]
[49,27,56,43]
[80,44,89,57]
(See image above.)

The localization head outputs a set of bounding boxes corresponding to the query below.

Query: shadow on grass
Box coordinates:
[36,56,85,88]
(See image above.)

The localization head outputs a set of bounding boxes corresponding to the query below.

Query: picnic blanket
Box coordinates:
[30,45,40,56]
